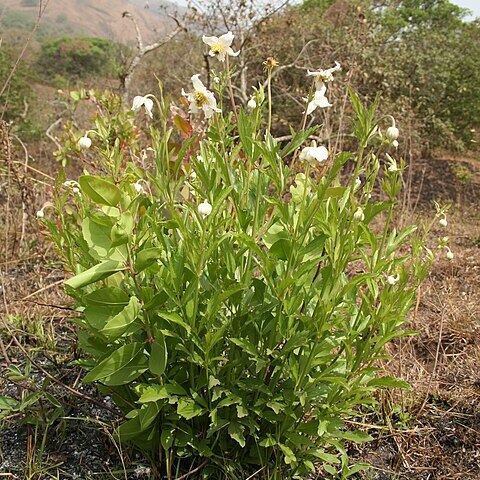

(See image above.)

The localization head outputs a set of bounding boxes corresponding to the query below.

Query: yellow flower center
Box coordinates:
[193,91,208,107]
[211,43,225,56]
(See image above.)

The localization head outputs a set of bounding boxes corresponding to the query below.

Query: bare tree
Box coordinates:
[119,11,186,99]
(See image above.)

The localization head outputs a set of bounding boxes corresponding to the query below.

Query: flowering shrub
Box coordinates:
[42,34,448,479]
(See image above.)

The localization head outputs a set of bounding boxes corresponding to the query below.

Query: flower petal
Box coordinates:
[132,95,145,111]
[226,46,240,57]
[218,31,234,47]
[191,74,206,93]
[202,35,218,47]
[143,97,154,118]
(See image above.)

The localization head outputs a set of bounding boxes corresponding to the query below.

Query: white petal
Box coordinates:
[306,100,318,115]
[315,83,327,97]
[311,146,329,162]
[143,97,154,118]
[218,31,234,47]
[132,95,145,111]
[202,35,218,47]
[191,74,206,93]
[226,46,240,57]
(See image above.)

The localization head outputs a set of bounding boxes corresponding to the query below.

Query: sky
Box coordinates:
[171,0,479,19]
[451,0,480,19]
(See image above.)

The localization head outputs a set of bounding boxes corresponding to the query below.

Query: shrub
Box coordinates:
[42,45,447,479]
[36,36,126,81]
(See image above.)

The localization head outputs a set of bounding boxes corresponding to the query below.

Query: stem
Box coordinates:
[225,56,238,123]
[267,67,273,134]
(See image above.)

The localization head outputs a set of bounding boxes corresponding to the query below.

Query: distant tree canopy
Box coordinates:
[36,37,126,81]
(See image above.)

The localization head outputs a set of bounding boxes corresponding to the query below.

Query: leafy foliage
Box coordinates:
[41,56,444,477]
[36,36,126,81]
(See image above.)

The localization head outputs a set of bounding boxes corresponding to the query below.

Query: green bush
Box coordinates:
[36,36,125,81]
[42,46,447,479]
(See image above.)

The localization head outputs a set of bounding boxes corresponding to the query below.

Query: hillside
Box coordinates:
[0,0,179,43]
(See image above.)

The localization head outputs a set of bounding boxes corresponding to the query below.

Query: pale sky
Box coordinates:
[451,0,480,19]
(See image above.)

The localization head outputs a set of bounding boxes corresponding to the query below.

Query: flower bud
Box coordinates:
[247,98,257,110]
[134,181,146,195]
[198,199,212,218]
[386,126,399,142]
[36,209,44,219]
[78,135,92,149]
[446,248,454,260]
[354,177,361,191]
[387,274,399,285]
[353,207,365,222]
[439,216,447,227]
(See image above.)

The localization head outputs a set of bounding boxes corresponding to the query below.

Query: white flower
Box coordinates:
[182,75,221,119]
[305,85,332,115]
[439,216,448,227]
[307,62,341,89]
[387,274,400,285]
[198,199,212,218]
[131,95,154,118]
[213,76,220,84]
[202,31,240,62]
[353,207,365,222]
[387,153,398,173]
[247,98,257,110]
[392,140,399,149]
[63,180,80,194]
[299,144,329,163]
[445,247,454,260]
[78,135,92,149]
[36,201,53,219]
[134,181,146,195]
[386,126,399,142]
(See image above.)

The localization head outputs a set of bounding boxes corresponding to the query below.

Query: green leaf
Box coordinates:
[367,376,410,389]
[339,430,373,443]
[82,218,112,258]
[228,421,245,447]
[269,238,292,260]
[84,287,129,307]
[177,398,204,420]
[309,449,340,464]
[135,247,162,272]
[0,396,19,410]
[279,443,297,465]
[158,311,191,333]
[79,175,121,206]
[116,402,160,441]
[138,383,187,403]
[259,435,277,447]
[84,342,148,385]
[161,428,175,450]
[65,260,125,289]
[100,296,141,339]
[149,333,167,376]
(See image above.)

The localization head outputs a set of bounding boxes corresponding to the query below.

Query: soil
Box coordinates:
[0,155,479,479]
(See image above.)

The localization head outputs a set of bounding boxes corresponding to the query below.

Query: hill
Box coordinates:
[0,0,179,43]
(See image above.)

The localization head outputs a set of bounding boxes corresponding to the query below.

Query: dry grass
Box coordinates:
[0,137,479,478]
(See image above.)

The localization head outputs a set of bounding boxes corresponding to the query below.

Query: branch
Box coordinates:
[45,118,62,150]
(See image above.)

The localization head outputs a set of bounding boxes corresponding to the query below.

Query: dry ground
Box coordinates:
[0,149,479,478]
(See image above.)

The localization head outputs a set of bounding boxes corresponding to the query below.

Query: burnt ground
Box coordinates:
[0,156,479,479]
